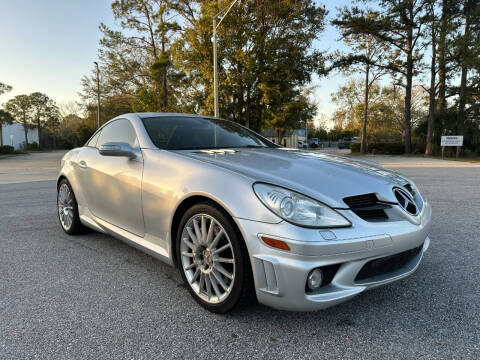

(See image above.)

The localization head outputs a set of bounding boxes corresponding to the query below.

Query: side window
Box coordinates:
[97,119,138,148]
[86,131,101,147]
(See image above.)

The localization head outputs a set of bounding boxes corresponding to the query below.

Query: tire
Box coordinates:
[176,202,255,313]
[57,179,86,235]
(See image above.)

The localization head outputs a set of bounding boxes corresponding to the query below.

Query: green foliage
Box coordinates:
[24,142,39,151]
[351,141,404,154]
[350,142,360,153]
[5,95,33,145]
[29,92,57,147]
[81,0,180,111]
[4,93,60,148]
[0,82,12,95]
[76,122,95,145]
[56,114,85,149]
[0,109,14,147]
[0,145,15,154]
[370,142,404,155]
[81,0,327,136]
[332,1,430,153]
[331,79,427,142]
[309,127,329,140]
[173,0,326,132]
[0,109,14,125]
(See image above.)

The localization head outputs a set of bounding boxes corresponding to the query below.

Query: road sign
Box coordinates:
[441,136,463,146]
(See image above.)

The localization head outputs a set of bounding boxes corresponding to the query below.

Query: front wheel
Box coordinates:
[57,179,86,235]
[176,203,255,313]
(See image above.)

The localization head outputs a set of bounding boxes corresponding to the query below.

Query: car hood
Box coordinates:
[176,148,412,208]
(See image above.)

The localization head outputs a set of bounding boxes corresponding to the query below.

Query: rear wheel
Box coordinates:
[176,203,255,313]
[57,179,86,235]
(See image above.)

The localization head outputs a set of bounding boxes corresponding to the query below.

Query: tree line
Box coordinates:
[79,0,325,143]
[0,85,62,149]
[0,84,90,150]
[332,0,480,154]
[1,0,479,155]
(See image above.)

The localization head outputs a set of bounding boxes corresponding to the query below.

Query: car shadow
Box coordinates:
[67,227,436,333]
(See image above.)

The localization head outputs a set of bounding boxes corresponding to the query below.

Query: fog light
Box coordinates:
[307,268,323,290]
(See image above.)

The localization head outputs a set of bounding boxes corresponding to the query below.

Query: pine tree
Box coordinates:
[0,110,14,147]
[332,11,393,153]
[5,95,33,146]
[172,0,327,133]
[333,1,429,153]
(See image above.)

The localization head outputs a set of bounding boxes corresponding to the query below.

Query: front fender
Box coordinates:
[57,148,86,207]
[141,149,282,249]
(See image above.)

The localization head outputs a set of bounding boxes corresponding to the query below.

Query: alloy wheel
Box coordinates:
[180,214,235,304]
[58,183,74,231]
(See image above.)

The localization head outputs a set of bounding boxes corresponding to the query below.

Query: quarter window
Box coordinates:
[97,119,138,148]
[86,131,101,147]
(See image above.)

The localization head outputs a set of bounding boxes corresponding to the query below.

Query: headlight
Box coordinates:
[253,183,351,228]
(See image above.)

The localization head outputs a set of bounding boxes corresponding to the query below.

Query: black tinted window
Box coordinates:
[142,116,272,150]
[97,119,137,147]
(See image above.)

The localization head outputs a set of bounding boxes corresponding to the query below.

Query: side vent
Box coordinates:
[253,256,280,295]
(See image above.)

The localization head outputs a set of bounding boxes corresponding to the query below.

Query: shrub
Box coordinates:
[25,142,39,151]
[350,141,404,154]
[0,145,15,154]
[369,142,404,155]
[412,142,426,154]
[350,142,361,153]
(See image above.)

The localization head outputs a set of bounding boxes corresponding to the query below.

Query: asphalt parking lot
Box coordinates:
[1,152,479,359]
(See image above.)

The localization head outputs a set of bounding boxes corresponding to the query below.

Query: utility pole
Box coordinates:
[94,61,101,129]
[213,0,240,118]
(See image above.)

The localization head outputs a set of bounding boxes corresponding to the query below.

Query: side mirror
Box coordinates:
[99,142,137,158]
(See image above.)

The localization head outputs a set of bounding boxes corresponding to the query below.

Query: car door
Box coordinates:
[77,119,144,237]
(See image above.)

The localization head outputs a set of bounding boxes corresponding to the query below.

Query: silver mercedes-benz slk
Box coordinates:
[57,113,431,313]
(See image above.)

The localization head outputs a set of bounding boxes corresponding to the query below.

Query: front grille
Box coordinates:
[355,245,423,282]
[343,193,390,221]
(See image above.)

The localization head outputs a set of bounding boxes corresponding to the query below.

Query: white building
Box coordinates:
[261,128,307,148]
[1,123,39,149]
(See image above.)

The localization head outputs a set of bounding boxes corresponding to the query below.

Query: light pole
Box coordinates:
[213,0,240,118]
[305,120,308,144]
[93,61,100,129]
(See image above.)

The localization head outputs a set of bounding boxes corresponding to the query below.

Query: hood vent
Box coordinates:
[343,193,391,222]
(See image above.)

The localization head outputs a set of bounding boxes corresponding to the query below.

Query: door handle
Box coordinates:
[79,160,87,169]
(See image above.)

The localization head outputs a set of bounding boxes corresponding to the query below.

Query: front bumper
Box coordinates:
[235,201,432,311]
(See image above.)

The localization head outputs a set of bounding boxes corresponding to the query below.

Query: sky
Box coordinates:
[0,0,351,123]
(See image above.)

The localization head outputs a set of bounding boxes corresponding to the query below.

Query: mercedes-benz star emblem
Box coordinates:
[393,187,418,215]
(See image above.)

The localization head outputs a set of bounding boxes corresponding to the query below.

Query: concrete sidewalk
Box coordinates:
[354,154,480,168]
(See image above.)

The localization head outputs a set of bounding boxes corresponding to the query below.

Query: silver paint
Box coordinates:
[58,113,432,311]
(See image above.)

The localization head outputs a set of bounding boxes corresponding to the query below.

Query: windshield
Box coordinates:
[142,116,274,150]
